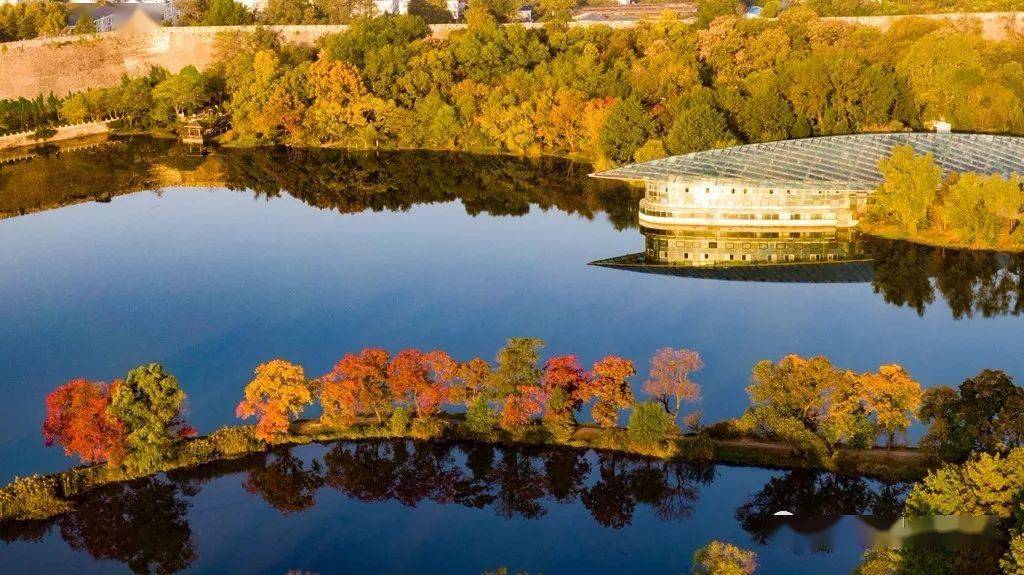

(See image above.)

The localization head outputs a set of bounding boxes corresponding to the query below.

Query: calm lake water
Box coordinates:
[0,440,902,574]
[0,139,1021,573]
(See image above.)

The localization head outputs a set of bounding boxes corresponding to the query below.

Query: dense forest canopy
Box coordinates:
[8,10,1023,165]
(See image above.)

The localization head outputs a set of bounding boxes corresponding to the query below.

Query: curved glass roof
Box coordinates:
[592,133,1024,190]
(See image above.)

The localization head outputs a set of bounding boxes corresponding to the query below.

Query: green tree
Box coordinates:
[666,103,735,155]
[72,14,96,35]
[316,0,376,24]
[59,93,92,124]
[695,0,741,28]
[875,146,941,234]
[318,15,430,69]
[944,173,1022,245]
[108,363,191,474]
[600,96,653,165]
[633,138,667,162]
[151,66,207,121]
[467,0,521,23]
[744,355,863,457]
[627,401,673,449]
[202,0,255,25]
[260,0,322,24]
[116,76,155,130]
[466,395,499,435]
[735,71,794,143]
[536,0,575,22]
[920,369,1024,461]
[492,337,544,398]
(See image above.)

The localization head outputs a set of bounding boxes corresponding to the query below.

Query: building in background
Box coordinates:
[592,132,1024,230]
[67,0,176,32]
[373,0,409,15]
[446,0,464,19]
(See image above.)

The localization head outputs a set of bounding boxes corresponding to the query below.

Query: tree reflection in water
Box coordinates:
[6,140,1024,319]
[0,441,916,573]
[0,140,640,231]
[866,238,1024,320]
[735,469,908,545]
[319,441,715,526]
[243,450,324,514]
[0,476,198,574]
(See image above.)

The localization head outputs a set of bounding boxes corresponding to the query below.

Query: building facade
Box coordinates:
[594,132,1024,230]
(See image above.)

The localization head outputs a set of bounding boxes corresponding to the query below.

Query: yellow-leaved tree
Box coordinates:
[859,364,922,448]
[303,58,393,148]
[237,360,313,441]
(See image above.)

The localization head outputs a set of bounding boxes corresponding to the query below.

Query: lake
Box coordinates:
[0,440,903,574]
[0,139,1021,573]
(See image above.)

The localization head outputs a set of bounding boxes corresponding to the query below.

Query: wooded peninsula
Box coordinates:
[3,337,1024,572]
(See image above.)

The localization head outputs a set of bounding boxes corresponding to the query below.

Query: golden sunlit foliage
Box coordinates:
[236,360,314,441]
[872,147,1024,248]
[744,355,922,456]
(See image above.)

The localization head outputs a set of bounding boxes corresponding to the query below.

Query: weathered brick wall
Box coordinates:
[822,10,1024,38]
[0,14,1018,100]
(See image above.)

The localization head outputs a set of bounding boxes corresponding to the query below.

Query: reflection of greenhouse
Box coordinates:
[591,224,875,283]
[638,224,866,266]
[592,133,1024,228]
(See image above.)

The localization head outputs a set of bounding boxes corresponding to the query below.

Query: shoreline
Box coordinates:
[5,133,1018,256]
[857,222,1024,253]
[0,414,932,524]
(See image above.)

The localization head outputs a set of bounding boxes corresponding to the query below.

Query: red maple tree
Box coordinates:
[542,355,589,413]
[387,348,453,417]
[42,378,126,464]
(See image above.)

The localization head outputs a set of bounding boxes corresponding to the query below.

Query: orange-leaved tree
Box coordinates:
[452,357,493,405]
[320,348,391,427]
[644,347,703,416]
[387,349,455,417]
[42,378,126,464]
[582,356,637,428]
[500,384,548,432]
[237,360,313,441]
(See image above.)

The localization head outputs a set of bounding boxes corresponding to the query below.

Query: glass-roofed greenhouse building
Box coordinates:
[592,132,1024,229]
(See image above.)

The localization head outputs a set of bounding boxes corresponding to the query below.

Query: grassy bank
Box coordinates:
[858,222,1024,253]
[0,414,932,523]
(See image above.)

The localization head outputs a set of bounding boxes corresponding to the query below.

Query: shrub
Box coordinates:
[209,425,265,456]
[466,396,499,436]
[0,475,70,521]
[542,410,576,443]
[389,407,412,436]
[705,418,748,440]
[627,401,673,450]
[678,432,716,462]
[176,437,218,467]
[409,416,448,440]
[692,540,757,575]
[592,427,628,451]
